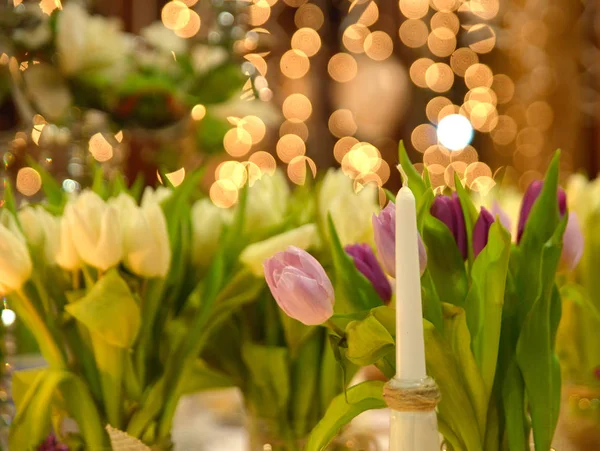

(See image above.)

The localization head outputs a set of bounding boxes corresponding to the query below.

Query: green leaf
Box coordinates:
[398,141,426,200]
[12,368,45,413]
[327,215,382,314]
[192,63,245,105]
[502,361,529,451]
[344,313,395,366]
[3,180,17,217]
[454,173,479,266]
[384,188,396,203]
[319,334,344,414]
[421,269,444,332]
[92,164,108,199]
[180,359,234,394]
[110,172,128,196]
[65,269,141,348]
[559,282,600,322]
[242,344,290,419]
[305,381,386,451]
[422,215,469,307]
[464,222,511,400]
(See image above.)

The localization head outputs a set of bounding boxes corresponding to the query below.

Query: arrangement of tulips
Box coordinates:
[263,146,571,451]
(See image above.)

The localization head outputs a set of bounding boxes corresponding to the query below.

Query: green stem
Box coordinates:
[65,321,102,403]
[135,278,164,388]
[13,290,67,369]
[325,320,345,338]
[92,335,124,429]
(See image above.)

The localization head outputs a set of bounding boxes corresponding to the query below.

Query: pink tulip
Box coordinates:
[560,212,584,271]
[263,246,335,325]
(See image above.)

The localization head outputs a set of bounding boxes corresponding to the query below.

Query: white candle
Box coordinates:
[394,169,426,380]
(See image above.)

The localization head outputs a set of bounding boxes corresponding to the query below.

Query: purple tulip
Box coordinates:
[517,180,567,243]
[264,246,335,325]
[491,200,512,234]
[473,207,495,257]
[38,434,69,451]
[430,193,468,259]
[372,202,427,278]
[345,244,392,303]
[560,212,584,271]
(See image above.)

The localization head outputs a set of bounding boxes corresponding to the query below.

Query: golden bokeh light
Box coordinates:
[158,168,186,187]
[16,167,42,197]
[364,31,394,61]
[464,161,492,185]
[248,0,271,26]
[288,156,317,185]
[437,103,461,121]
[239,115,267,145]
[174,10,201,38]
[432,0,459,12]
[161,1,191,30]
[399,0,429,19]
[328,53,358,83]
[427,27,456,57]
[357,2,379,27]
[465,87,497,106]
[115,130,124,143]
[88,133,114,162]
[31,124,45,146]
[180,0,198,5]
[467,24,496,54]
[334,136,360,163]
[409,58,434,88]
[450,48,479,77]
[516,127,544,149]
[280,120,309,141]
[328,109,358,138]
[343,24,370,54]
[295,4,325,30]
[443,161,468,189]
[470,103,498,132]
[244,54,268,76]
[216,160,248,189]
[249,151,277,175]
[450,145,478,164]
[426,164,446,188]
[280,50,310,79]
[492,74,515,104]
[411,124,437,152]
[282,93,313,122]
[425,63,454,92]
[470,0,499,20]
[243,161,263,187]
[39,0,62,15]
[431,12,459,34]
[342,143,382,178]
[224,127,253,157]
[469,175,496,195]
[291,28,322,57]
[426,96,452,124]
[210,179,238,208]
[526,101,553,130]
[399,19,428,49]
[284,0,307,7]
[423,145,451,167]
[277,134,306,163]
[464,63,493,89]
[375,159,391,184]
[191,104,206,121]
[491,115,518,146]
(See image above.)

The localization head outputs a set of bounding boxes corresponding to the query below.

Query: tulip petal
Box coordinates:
[473,207,495,257]
[276,268,333,325]
[560,211,584,271]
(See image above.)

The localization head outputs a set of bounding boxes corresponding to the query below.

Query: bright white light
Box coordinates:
[1,309,16,327]
[437,114,474,151]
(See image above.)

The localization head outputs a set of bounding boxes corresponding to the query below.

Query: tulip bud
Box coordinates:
[473,207,495,257]
[141,186,172,207]
[191,198,234,267]
[245,170,289,231]
[345,244,392,303]
[55,216,81,271]
[264,246,334,325]
[431,193,468,259]
[0,211,32,294]
[560,212,584,272]
[372,202,427,277]
[64,190,123,271]
[517,180,567,243]
[491,201,512,236]
[18,206,60,264]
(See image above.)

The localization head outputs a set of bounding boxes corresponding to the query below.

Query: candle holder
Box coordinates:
[383,376,441,451]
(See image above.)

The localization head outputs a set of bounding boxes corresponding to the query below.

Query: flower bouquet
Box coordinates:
[263,145,569,451]
[0,162,279,449]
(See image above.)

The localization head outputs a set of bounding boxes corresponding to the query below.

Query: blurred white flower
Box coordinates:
[56,3,130,80]
[63,190,122,271]
[142,22,187,55]
[141,186,172,207]
[18,205,60,264]
[192,45,228,75]
[319,169,378,246]
[191,198,233,267]
[0,211,32,294]
[23,64,72,122]
[12,5,51,49]
[240,224,319,276]
[245,170,290,231]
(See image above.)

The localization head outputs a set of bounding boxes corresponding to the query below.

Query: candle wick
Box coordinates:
[397,164,409,187]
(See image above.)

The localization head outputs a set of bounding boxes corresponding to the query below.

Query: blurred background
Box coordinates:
[0,0,597,208]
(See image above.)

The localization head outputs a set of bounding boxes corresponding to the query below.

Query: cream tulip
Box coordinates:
[64,191,123,271]
[0,211,32,294]
[18,206,60,264]
[245,170,290,231]
[240,224,320,276]
[191,199,234,267]
[141,186,172,208]
[319,169,378,246]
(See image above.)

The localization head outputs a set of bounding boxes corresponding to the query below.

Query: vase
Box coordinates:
[556,384,600,450]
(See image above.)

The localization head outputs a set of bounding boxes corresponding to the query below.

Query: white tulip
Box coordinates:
[191,199,234,267]
[141,22,187,55]
[0,211,32,294]
[64,191,123,271]
[55,215,81,271]
[245,170,289,230]
[240,224,320,276]
[56,3,130,80]
[318,169,379,246]
[18,206,60,264]
[141,186,172,208]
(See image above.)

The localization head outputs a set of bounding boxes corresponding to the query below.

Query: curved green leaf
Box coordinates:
[305,381,386,451]
[398,141,426,200]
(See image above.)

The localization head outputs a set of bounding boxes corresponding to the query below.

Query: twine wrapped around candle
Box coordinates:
[383,377,441,412]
